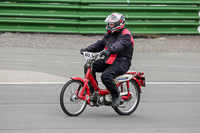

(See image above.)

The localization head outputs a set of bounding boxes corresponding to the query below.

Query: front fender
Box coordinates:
[132,77,142,93]
[71,77,85,83]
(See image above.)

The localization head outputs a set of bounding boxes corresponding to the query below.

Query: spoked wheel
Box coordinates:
[114,79,140,115]
[60,80,87,116]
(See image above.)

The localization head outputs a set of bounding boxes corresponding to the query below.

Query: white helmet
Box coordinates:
[105,13,125,33]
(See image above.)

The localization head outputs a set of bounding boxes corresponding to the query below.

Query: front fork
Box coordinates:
[71,77,91,104]
[77,79,91,104]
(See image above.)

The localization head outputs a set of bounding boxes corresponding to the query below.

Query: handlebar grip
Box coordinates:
[100,56,105,59]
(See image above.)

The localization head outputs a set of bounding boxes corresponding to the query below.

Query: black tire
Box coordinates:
[114,79,140,115]
[60,80,87,116]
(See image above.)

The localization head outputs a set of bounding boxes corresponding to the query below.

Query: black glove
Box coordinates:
[100,50,111,57]
[80,48,87,55]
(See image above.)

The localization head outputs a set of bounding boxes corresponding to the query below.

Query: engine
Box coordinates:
[90,93,112,106]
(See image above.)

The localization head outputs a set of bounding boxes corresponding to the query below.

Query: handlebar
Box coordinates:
[82,52,104,61]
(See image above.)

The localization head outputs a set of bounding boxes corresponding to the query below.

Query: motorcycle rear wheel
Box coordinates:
[114,79,140,115]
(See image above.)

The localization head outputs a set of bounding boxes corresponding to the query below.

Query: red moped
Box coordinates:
[60,52,145,116]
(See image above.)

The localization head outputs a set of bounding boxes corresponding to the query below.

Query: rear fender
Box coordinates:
[132,77,142,93]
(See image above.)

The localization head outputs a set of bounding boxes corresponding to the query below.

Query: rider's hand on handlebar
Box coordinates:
[80,48,87,55]
[100,50,111,58]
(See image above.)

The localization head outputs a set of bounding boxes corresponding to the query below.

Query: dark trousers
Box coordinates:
[87,59,129,98]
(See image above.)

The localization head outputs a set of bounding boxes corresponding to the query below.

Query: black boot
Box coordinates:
[111,96,121,108]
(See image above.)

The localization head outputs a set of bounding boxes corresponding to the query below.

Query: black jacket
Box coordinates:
[86,28,134,69]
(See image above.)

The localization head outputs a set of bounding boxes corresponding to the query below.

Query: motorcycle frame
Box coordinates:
[71,65,140,105]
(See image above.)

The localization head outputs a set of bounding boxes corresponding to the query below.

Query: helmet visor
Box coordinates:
[104,13,121,23]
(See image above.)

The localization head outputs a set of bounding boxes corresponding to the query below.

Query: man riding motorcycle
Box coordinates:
[80,13,134,108]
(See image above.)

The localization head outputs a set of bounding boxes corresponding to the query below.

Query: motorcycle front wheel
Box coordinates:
[60,80,87,116]
[114,79,140,115]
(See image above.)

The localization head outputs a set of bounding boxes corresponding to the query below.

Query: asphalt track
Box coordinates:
[0,48,200,133]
